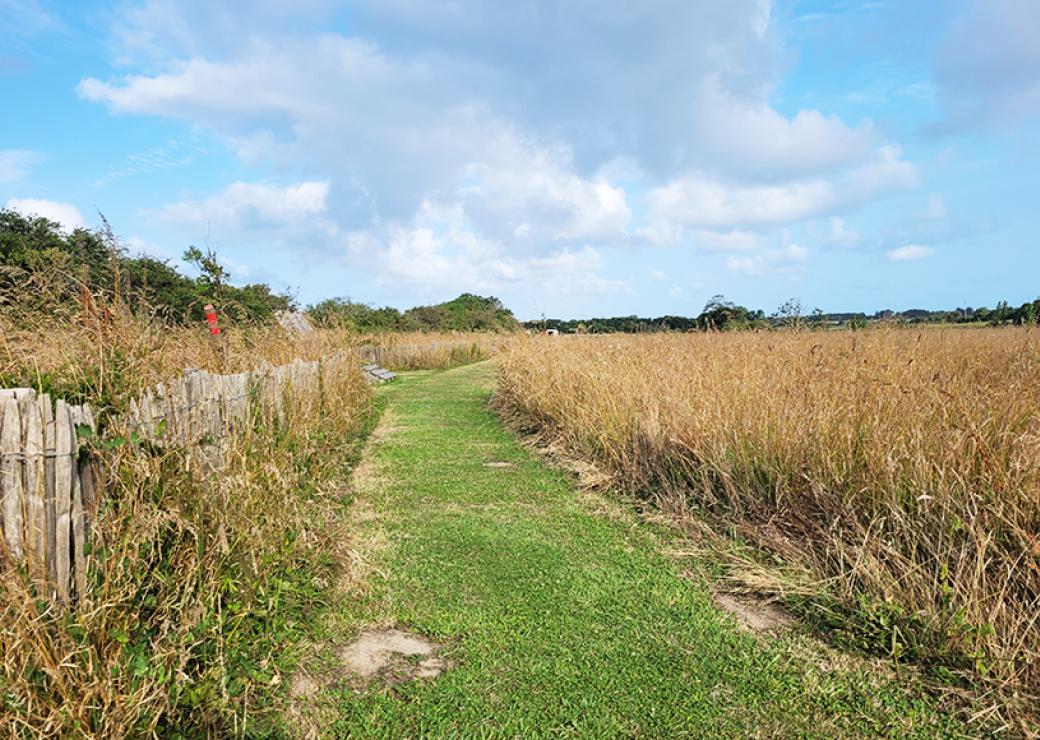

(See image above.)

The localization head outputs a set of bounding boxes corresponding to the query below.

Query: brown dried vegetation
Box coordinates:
[497,328,1040,720]
[0,307,374,736]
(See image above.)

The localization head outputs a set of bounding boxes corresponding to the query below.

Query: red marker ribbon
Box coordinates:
[204,304,221,335]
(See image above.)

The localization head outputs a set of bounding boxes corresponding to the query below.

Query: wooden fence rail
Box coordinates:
[0,353,363,604]
[0,340,483,604]
[0,388,97,604]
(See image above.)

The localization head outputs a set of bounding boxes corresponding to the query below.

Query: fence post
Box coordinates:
[22,393,46,583]
[1,397,25,562]
[53,400,73,604]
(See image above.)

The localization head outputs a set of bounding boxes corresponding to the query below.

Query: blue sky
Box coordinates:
[2,0,1038,320]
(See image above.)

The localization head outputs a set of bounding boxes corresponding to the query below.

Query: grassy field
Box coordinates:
[5,316,1034,734]
[293,363,962,737]
[0,324,374,735]
[0,311,500,735]
[496,328,1040,725]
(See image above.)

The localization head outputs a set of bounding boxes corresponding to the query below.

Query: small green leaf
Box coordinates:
[131,654,150,677]
[103,436,127,450]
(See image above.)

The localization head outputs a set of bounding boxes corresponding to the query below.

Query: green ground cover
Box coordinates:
[297,362,961,738]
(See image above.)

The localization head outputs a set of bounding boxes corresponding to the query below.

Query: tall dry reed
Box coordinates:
[0,311,363,408]
[497,329,1040,706]
[360,331,508,370]
[1,308,374,735]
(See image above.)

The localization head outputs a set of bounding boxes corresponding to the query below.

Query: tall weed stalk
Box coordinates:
[496,328,1040,721]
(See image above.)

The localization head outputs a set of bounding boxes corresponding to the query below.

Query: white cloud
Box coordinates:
[77,1,922,295]
[124,235,174,260]
[460,141,632,245]
[0,0,61,35]
[693,228,762,251]
[727,244,808,276]
[154,180,333,235]
[825,217,860,248]
[935,0,1040,130]
[88,138,197,188]
[647,145,916,231]
[649,269,667,281]
[887,244,934,262]
[5,198,86,230]
[0,150,40,185]
[923,194,947,220]
[344,215,627,298]
[687,78,877,180]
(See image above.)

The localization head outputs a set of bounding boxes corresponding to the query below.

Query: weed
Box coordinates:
[496,328,1040,724]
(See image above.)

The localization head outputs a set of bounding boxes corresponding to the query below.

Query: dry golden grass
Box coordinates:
[0,312,359,405]
[497,328,1040,710]
[0,308,378,735]
[0,302,508,734]
[360,331,508,370]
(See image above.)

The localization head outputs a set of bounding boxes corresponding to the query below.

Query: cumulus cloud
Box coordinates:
[341,194,629,296]
[459,141,632,245]
[646,145,916,230]
[726,244,808,276]
[887,244,934,262]
[154,180,335,237]
[824,217,861,248]
[693,229,762,251]
[346,223,627,296]
[78,1,921,296]
[5,198,86,230]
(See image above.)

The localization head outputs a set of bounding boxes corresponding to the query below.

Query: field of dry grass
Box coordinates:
[0,307,508,734]
[496,328,1040,717]
[359,331,507,371]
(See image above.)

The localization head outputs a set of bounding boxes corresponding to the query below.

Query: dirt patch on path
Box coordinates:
[339,628,448,682]
[714,592,795,633]
[288,627,450,725]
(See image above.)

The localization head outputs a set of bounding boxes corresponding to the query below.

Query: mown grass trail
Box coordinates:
[316,362,959,737]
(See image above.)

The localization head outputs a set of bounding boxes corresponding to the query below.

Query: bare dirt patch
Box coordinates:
[483,461,516,468]
[339,628,448,683]
[714,592,795,633]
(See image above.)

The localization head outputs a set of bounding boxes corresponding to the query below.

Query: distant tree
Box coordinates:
[310,293,519,333]
[0,209,290,323]
[697,294,755,331]
[774,298,804,329]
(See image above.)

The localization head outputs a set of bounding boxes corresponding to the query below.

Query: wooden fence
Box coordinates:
[0,388,97,604]
[0,354,359,604]
[1,340,484,604]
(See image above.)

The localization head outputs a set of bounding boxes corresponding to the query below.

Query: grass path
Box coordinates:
[309,362,958,737]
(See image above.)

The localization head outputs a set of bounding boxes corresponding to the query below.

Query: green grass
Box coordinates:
[307,362,962,738]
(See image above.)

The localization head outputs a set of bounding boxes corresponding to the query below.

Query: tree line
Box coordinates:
[5,209,1032,335]
[0,209,520,333]
[526,294,1040,333]
[307,293,520,333]
[0,209,291,323]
